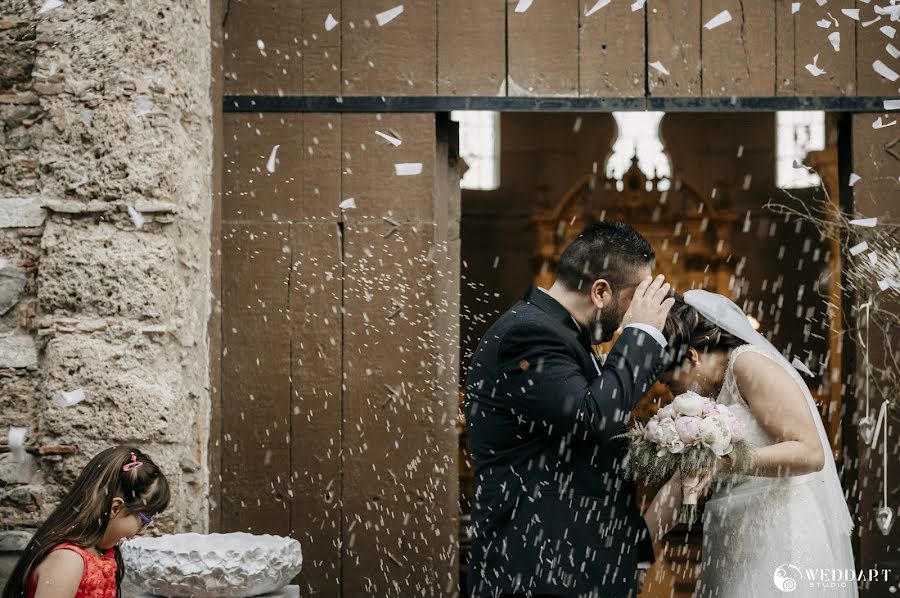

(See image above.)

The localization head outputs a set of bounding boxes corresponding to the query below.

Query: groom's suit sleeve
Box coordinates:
[497,325,666,445]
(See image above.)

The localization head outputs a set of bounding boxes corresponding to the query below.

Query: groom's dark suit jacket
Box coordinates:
[464,287,667,598]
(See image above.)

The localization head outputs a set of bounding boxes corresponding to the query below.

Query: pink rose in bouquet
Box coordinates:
[674,416,702,445]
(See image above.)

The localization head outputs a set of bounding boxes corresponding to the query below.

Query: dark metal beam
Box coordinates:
[223,95,896,113]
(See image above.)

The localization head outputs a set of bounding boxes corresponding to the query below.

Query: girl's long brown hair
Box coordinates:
[2,446,170,598]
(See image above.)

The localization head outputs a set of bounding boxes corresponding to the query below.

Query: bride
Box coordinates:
[644,290,857,597]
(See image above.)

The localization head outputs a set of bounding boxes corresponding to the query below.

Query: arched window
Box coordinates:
[605,112,671,190]
[776,111,825,189]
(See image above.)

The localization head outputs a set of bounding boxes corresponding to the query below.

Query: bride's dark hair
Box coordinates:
[662,293,745,372]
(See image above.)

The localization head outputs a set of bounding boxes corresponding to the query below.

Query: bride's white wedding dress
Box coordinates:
[695,343,858,598]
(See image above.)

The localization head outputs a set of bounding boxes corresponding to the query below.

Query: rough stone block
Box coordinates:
[0,334,36,368]
[39,221,178,319]
[0,529,33,552]
[0,197,46,228]
[0,264,26,315]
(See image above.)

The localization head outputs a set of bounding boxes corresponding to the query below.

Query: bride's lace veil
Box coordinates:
[683,289,855,569]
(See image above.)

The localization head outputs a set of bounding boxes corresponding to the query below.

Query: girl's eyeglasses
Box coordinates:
[136,512,152,530]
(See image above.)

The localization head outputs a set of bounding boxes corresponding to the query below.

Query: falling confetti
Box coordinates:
[791,2,801,14]
[887,44,900,59]
[849,217,878,227]
[881,25,897,38]
[514,0,533,13]
[850,241,869,256]
[649,61,670,76]
[375,131,402,146]
[884,99,900,110]
[873,60,899,81]
[572,117,583,133]
[877,279,897,291]
[127,206,145,230]
[872,116,897,128]
[842,8,860,20]
[585,0,611,17]
[849,173,861,186]
[791,358,815,377]
[257,39,265,51]
[805,54,826,76]
[816,18,832,29]
[828,31,840,51]
[395,163,423,176]
[38,0,63,14]
[325,14,338,31]
[868,252,879,265]
[704,10,732,30]
[52,388,86,407]
[630,0,645,10]
[266,145,280,173]
[135,95,152,116]
[8,427,26,462]
[339,198,356,210]
[376,5,404,26]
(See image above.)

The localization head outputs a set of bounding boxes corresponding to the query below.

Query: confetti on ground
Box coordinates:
[791,2,800,14]
[52,388,86,407]
[873,60,899,81]
[849,173,861,186]
[850,241,869,256]
[805,54,826,76]
[884,99,900,110]
[395,163,423,176]
[266,145,280,173]
[375,131,402,146]
[127,206,145,230]
[649,61,670,75]
[842,8,860,20]
[585,0,611,17]
[339,198,356,210]
[38,0,63,14]
[704,10,732,30]
[828,31,840,51]
[791,358,815,377]
[631,0,645,11]
[9,427,27,462]
[849,217,878,227]
[325,14,338,31]
[376,5,404,26]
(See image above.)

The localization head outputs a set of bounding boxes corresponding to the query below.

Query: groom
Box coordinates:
[464,221,673,597]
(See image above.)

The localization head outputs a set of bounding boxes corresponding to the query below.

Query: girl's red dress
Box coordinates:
[27,542,117,598]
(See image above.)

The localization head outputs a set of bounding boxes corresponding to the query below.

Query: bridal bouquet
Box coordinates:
[618,391,750,526]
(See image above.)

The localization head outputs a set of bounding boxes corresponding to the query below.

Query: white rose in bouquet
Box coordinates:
[654,418,685,454]
[672,390,705,417]
[699,415,733,457]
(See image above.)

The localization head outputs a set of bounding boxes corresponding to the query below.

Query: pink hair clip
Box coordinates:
[123,452,143,472]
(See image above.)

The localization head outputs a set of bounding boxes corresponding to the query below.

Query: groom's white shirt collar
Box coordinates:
[537,287,667,348]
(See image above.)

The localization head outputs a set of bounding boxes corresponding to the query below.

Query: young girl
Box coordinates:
[2,446,170,598]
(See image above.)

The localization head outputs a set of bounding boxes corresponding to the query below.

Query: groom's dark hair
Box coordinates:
[556,221,654,294]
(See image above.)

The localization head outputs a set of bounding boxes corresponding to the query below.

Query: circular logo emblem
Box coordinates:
[773,564,802,592]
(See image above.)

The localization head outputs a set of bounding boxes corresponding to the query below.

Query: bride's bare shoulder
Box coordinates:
[731,349,800,399]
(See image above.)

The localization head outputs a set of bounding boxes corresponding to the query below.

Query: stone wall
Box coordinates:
[0,0,212,542]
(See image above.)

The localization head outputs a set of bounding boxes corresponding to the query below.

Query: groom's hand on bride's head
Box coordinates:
[621,274,675,332]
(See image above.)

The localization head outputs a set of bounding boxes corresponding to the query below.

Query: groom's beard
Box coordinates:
[589,299,624,344]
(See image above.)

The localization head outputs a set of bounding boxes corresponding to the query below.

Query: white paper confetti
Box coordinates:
[325,14,338,31]
[828,31,841,51]
[266,144,280,173]
[873,116,898,129]
[630,0,646,11]
[874,60,900,81]
[816,18,832,28]
[848,173,861,186]
[850,241,869,256]
[882,25,897,38]
[376,5,404,26]
[877,279,897,291]
[339,198,356,210]
[791,358,815,377]
[585,0,611,16]
[127,206,145,230]
[792,159,810,170]
[8,427,26,463]
[737,144,744,158]
[805,54,826,77]
[38,0,63,14]
[887,44,900,59]
[257,39,265,51]
[815,0,826,6]
[135,95,152,116]
[791,2,801,15]
[704,10,732,30]
[649,61,670,76]
[52,388,86,407]
[862,15,882,27]
[573,116,583,133]
[0,257,7,269]
[395,162,423,176]
[842,8,860,20]
[849,217,878,227]
[375,131,402,146]
[868,251,879,265]
[884,99,900,110]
